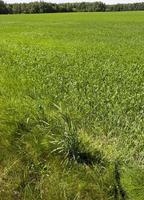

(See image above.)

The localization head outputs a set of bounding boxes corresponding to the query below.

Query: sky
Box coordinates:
[4,0,144,4]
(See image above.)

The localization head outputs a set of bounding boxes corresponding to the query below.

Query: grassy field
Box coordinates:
[0,12,144,200]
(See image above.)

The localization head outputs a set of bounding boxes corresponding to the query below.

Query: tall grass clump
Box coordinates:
[48,105,105,166]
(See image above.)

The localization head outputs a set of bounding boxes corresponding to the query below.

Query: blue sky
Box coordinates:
[5,0,144,4]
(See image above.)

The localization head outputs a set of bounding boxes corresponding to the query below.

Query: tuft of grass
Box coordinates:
[49,107,105,166]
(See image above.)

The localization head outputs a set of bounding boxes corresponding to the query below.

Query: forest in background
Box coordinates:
[1,0,144,14]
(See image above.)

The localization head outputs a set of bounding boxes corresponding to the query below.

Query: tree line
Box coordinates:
[1,0,144,14]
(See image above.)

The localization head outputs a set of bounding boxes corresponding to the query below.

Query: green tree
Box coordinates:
[0,0,8,14]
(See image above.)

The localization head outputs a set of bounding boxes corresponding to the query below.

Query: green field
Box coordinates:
[0,12,144,200]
